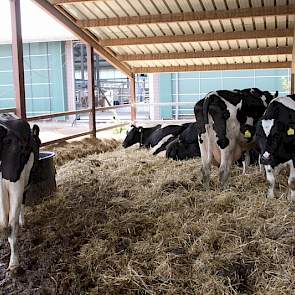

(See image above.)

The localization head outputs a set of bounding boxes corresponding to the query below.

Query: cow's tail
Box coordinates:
[203,93,229,149]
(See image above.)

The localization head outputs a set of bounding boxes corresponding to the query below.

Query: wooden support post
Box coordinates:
[291,29,295,94]
[10,0,26,119]
[86,44,96,137]
[130,74,136,122]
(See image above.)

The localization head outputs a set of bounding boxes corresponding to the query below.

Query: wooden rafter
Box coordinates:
[77,5,295,28]
[131,62,291,74]
[32,0,132,77]
[52,0,103,4]
[100,28,293,47]
[119,47,292,62]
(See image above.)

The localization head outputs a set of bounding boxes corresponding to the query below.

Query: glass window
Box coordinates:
[200,78,222,93]
[223,77,255,90]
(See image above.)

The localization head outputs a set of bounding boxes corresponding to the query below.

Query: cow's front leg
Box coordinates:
[288,162,295,202]
[7,183,23,271]
[0,181,10,240]
[265,165,275,198]
[242,151,250,175]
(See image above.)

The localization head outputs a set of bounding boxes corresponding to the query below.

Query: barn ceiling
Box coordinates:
[41,0,295,74]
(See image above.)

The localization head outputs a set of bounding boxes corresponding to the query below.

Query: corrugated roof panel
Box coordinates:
[74,3,99,19]
[153,0,171,14]
[188,21,204,33]
[253,17,265,30]
[218,40,230,50]
[89,2,117,18]
[125,25,146,37]
[251,0,263,7]
[238,0,251,8]
[63,4,88,20]
[210,20,224,32]
[201,0,215,11]
[155,23,174,36]
[166,0,181,13]
[265,16,276,29]
[230,19,244,31]
[257,39,268,48]
[243,56,252,63]
[225,0,238,9]
[209,41,220,50]
[227,40,239,50]
[247,39,258,48]
[169,23,183,35]
[267,38,277,47]
[177,0,194,12]
[213,0,227,10]
[263,0,275,6]
[277,37,287,47]
[251,56,260,63]
[287,37,293,46]
[125,0,148,15]
[188,0,205,11]
[237,40,248,49]
[198,20,214,33]
[276,15,287,29]
[190,42,203,51]
[179,22,194,34]
[89,27,108,39]
[243,17,254,31]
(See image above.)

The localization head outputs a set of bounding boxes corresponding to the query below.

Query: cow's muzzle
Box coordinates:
[260,151,272,165]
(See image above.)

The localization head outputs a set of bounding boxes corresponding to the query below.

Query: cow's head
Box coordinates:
[122,124,143,148]
[32,124,41,147]
[256,118,294,165]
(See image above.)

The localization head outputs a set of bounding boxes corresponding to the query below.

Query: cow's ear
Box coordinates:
[0,126,7,140]
[274,91,279,98]
[131,124,136,128]
[32,124,40,137]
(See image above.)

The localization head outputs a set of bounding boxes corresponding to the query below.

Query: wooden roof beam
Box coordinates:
[78,5,295,28]
[119,47,292,61]
[52,0,107,4]
[33,0,132,77]
[100,28,293,47]
[132,62,291,74]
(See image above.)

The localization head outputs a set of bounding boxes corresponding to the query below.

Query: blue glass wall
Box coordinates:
[159,69,290,119]
[0,41,68,116]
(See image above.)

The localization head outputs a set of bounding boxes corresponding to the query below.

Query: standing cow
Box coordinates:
[0,114,40,270]
[196,90,274,188]
[256,95,295,199]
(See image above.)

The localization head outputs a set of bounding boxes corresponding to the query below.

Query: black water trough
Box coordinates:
[25,151,56,206]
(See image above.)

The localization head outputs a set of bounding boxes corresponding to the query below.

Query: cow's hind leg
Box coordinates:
[0,181,10,240]
[288,162,295,202]
[7,182,24,271]
[199,135,211,188]
[219,146,233,188]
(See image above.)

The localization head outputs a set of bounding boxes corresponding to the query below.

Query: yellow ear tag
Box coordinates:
[244,130,252,138]
[287,128,294,136]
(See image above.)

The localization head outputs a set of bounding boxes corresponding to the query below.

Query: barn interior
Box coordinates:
[1,0,295,294]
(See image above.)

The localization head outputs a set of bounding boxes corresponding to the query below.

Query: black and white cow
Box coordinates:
[166,122,201,160]
[196,89,274,187]
[122,123,190,155]
[0,114,40,271]
[255,95,295,199]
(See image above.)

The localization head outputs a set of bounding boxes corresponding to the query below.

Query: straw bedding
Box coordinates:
[1,142,295,294]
